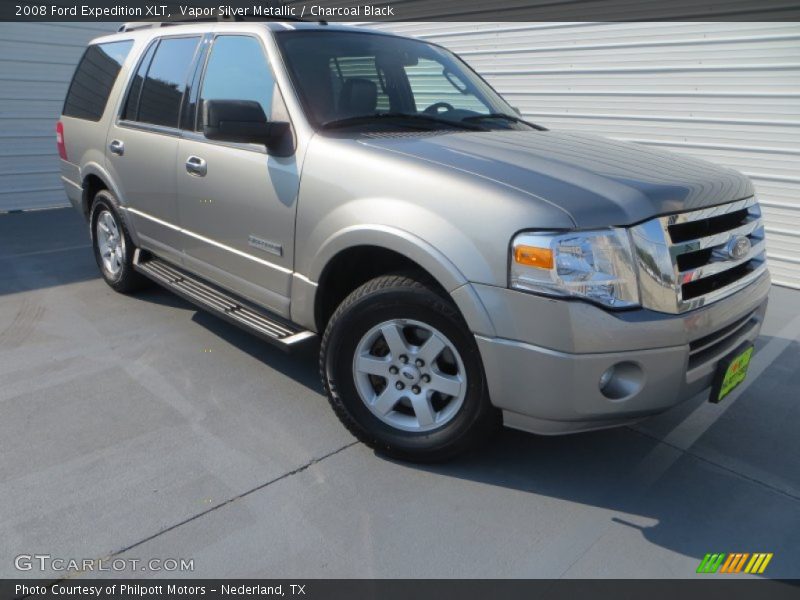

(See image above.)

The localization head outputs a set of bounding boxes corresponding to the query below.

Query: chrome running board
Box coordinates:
[133,250,316,350]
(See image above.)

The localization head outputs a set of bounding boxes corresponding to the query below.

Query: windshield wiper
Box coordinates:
[321,113,487,131]
[462,113,547,130]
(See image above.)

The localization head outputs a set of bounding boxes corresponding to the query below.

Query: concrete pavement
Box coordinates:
[1,208,798,579]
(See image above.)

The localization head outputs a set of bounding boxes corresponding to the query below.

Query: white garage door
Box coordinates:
[364,21,800,289]
[0,22,119,212]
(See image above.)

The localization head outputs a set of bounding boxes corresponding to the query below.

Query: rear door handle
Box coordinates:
[185,156,207,177]
[108,139,124,156]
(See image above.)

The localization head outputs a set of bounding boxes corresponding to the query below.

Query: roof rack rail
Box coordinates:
[118,16,232,33]
[118,22,160,32]
[118,8,321,33]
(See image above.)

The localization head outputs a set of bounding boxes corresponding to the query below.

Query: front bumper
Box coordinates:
[470,271,770,435]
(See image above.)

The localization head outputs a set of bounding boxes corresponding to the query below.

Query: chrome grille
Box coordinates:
[630,196,768,314]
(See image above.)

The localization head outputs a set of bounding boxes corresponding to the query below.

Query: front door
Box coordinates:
[176,34,299,317]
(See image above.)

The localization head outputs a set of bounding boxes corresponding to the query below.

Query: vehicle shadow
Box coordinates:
[189,306,324,393]
[121,280,323,393]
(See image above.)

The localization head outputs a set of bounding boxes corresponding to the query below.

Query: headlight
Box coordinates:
[510,229,640,308]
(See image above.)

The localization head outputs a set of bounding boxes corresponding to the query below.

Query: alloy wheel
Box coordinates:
[96,209,125,277]
[352,318,467,432]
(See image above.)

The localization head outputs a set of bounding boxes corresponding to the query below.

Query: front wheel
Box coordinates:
[320,274,500,462]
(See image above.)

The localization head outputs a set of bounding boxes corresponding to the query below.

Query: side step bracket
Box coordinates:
[133,250,315,349]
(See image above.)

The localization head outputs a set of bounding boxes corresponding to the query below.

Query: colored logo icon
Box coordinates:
[696,553,773,574]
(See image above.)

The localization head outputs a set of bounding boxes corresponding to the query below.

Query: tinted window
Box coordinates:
[179,40,209,130]
[199,36,274,130]
[136,37,199,127]
[405,58,486,113]
[329,56,390,113]
[121,42,156,121]
[63,41,133,121]
[276,31,529,131]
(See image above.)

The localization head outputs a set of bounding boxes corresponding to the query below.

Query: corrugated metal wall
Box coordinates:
[1,21,798,288]
[0,22,119,212]
[364,22,800,289]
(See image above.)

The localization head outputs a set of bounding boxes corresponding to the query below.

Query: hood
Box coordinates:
[359,130,753,228]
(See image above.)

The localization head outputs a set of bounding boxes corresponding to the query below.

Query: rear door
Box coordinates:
[105,35,202,265]
[176,34,299,316]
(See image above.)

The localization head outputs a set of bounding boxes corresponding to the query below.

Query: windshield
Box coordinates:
[275,30,539,132]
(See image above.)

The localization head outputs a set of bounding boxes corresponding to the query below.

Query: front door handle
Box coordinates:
[185,156,207,177]
[109,139,124,156]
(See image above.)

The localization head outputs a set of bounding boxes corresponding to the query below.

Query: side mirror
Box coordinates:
[203,99,292,156]
[511,106,522,116]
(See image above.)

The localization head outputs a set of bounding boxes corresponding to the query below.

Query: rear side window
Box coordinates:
[63,41,133,121]
[132,36,200,128]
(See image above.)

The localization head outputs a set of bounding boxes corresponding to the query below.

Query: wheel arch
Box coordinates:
[80,162,115,215]
[296,226,495,337]
[79,163,140,246]
[81,174,107,218]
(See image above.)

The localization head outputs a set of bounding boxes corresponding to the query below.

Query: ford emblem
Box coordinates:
[726,235,751,261]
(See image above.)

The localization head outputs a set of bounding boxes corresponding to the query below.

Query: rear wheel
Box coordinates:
[320,274,500,462]
[89,190,148,293]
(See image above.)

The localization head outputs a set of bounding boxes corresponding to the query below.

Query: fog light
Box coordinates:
[599,367,614,391]
[598,361,644,401]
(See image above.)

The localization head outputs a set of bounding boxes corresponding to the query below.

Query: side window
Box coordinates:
[135,36,200,128]
[404,58,487,113]
[179,39,209,131]
[121,42,156,121]
[199,36,274,130]
[63,40,133,121]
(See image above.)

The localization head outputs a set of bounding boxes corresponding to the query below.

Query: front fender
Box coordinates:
[311,224,469,292]
[291,222,495,336]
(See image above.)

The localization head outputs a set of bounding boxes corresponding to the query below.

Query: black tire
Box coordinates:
[320,274,500,462]
[89,190,149,293]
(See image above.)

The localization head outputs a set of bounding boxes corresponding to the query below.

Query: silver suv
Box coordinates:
[58,21,769,461]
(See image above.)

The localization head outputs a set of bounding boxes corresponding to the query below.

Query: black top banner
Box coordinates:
[3,0,800,22]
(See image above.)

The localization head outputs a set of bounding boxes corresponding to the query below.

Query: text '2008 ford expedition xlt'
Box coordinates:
[58,21,769,461]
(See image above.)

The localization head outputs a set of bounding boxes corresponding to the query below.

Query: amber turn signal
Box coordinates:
[514,245,554,269]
